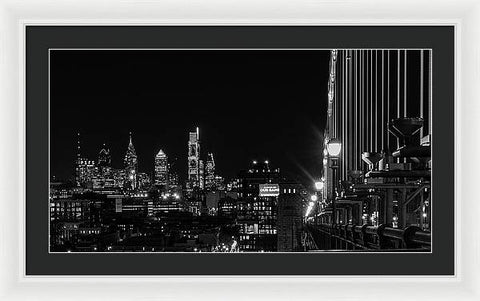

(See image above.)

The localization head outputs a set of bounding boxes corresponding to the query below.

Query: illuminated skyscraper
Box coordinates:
[75,132,82,186]
[167,159,180,190]
[124,132,138,190]
[92,144,114,190]
[97,144,111,167]
[75,133,96,187]
[187,127,201,190]
[205,153,216,190]
[199,159,205,189]
[154,149,168,187]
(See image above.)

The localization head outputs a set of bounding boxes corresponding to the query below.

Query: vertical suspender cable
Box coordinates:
[429,50,432,136]
[343,51,347,181]
[370,50,374,152]
[397,50,401,162]
[382,50,385,151]
[360,50,364,157]
[334,51,338,139]
[404,50,407,117]
[397,49,400,118]
[344,51,347,179]
[347,51,350,175]
[404,50,408,163]
[387,50,390,152]
[353,50,358,170]
[366,50,369,153]
[350,51,354,171]
[375,50,378,152]
[420,50,424,138]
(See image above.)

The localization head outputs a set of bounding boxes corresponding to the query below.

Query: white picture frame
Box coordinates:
[0,0,477,300]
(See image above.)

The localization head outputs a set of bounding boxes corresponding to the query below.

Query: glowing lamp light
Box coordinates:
[326,139,342,157]
[265,160,269,164]
[310,195,318,202]
[253,160,257,165]
[314,181,324,191]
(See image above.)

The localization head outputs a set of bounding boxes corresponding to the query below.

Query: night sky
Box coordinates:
[50,50,330,187]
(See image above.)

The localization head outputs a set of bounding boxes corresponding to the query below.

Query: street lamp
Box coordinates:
[326,138,342,225]
[326,138,342,157]
[314,181,324,191]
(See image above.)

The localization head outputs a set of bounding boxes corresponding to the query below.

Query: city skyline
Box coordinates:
[50,50,331,187]
[49,49,432,253]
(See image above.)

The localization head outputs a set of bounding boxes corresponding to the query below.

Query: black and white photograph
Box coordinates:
[49,49,432,253]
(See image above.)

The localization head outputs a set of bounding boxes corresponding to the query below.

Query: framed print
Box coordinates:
[25,25,453,275]
[1,0,479,300]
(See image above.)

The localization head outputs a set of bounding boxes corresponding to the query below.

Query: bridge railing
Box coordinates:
[307,223,431,251]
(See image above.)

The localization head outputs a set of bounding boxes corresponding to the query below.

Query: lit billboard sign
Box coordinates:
[259,184,280,197]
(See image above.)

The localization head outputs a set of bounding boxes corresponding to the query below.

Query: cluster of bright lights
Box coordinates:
[252,160,269,164]
[133,192,148,197]
[305,197,317,217]
[161,192,181,200]
[326,139,342,157]
[314,181,324,191]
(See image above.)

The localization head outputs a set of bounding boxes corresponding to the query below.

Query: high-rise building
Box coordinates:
[277,183,304,252]
[237,160,281,252]
[137,172,151,189]
[154,149,168,187]
[98,144,111,167]
[91,145,115,191]
[75,133,96,187]
[167,159,180,190]
[124,132,138,190]
[187,127,201,190]
[199,159,205,190]
[205,153,216,190]
[214,175,225,191]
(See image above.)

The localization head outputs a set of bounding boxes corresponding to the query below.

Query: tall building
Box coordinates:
[97,144,111,167]
[75,132,83,186]
[75,133,96,187]
[167,159,180,190]
[199,159,205,190]
[277,183,304,252]
[205,153,216,190]
[187,127,201,190]
[92,144,115,191]
[237,160,281,252]
[124,132,138,190]
[154,149,168,187]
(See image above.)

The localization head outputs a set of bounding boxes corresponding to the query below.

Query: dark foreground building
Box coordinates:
[236,161,306,252]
